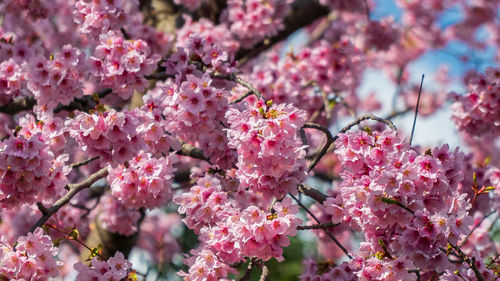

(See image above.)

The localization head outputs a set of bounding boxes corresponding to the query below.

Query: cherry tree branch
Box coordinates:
[304,114,397,172]
[448,242,486,281]
[297,222,339,230]
[213,73,262,99]
[460,210,496,247]
[70,156,100,169]
[298,183,328,203]
[238,259,256,281]
[258,264,270,281]
[0,88,113,115]
[29,167,109,233]
[177,142,211,163]
[235,0,329,63]
[289,193,352,259]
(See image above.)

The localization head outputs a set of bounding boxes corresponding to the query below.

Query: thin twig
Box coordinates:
[448,242,486,281]
[230,91,253,104]
[460,210,496,246]
[409,74,425,146]
[302,123,334,172]
[29,167,109,233]
[305,114,397,172]
[70,156,100,169]
[487,253,500,268]
[391,65,406,112]
[213,73,263,100]
[386,108,411,120]
[289,193,352,259]
[380,197,415,215]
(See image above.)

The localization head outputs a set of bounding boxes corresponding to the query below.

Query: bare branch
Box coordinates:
[230,91,253,104]
[177,142,211,163]
[304,114,397,172]
[297,222,339,230]
[298,183,328,203]
[29,167,109,233]
[289,192,352,259]
[70,156,100,169]
[0,88,113,116]
[448,242,486,281]
[238,259,256,281]
[460,210,496,247]
[213,73,262,100]
[409,74,425,145]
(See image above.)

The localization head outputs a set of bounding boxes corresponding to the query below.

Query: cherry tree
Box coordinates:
[0,0,499,280]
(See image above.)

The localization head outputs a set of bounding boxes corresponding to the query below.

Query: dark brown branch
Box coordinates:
[0,97,36,115]
[297,222,339,230]
[235,0,329,63]
[298,183,328,203]
[30,167,109,233]
[230,91,253,104]
[302,123,334,172]
[289,193,352,259]
[177,142,211,163]
[213,74,262,99]
[380,197,415,215]
[0,88,113,115]
[409,74,425,145]
[238,259,256,281]
[70,156,100,169]
[448,242,486,281]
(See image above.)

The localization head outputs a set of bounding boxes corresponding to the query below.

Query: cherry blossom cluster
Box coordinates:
[27,44,87,109]
[0,204,90,244]
[225,0,290,48]
[0,122,69,208]
[450,67,500,137]
[362,18,401,52]
[108,151,178,209]
[325,129,473,275]
[155,74,236,168]
[74,251,132,281]
[0,58,25,106]
[300,259,355,281]
[66,109,145,167]
[0,228,60,280]
[164,34,235,77]
[72,0,138,38]
[209,197,301,262]
[176,16,239,55]
[137,212,182,264]
[226,101,307,197]
[90,30,160,99]
[174,174,233,233]
[17,114,66,153]
[98,194,141,236]
[179,248,237,281]
[179,197,302,279]
[350,256,416,281]
[246,39,364,120]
